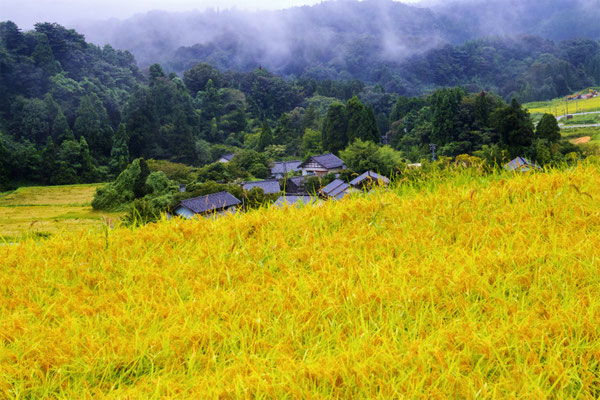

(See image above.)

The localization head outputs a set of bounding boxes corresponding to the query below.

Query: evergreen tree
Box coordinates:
[133,158,150,199]
[357,105,379,143]
[32,33,59,74]
[345,96,365,143]
[51,109,72,143]
[258,119,273,151]
[274,113,293,145]
[73,93,114,157]
[168,109,197,164]
[109,123,130,175]
[491,98,535,150]
[148,63,166,85]
[536,113,561,143]
[322,103,348,154]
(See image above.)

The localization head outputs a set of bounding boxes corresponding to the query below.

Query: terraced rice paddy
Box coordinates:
[2,165,600,398]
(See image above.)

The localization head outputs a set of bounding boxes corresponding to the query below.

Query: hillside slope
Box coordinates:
[2,165,600,397]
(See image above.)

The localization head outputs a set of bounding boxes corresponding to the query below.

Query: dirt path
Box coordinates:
[573,136,591,144]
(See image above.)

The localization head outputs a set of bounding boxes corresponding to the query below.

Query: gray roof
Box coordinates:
[219,153,235,161]
[274,195,318,207]
[242,179,281,194]
[177,191,240,214]
[271,160,302,175]
[349,171,390,186]
[321,179,346,196]
[504,157,540,171]
[329,182,349,198]
[300,153,345,170]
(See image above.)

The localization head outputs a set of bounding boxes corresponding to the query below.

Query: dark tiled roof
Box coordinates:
[242,179,281,194]
[178,191,240,214]
[504,157,540,171]
[329,182,349,198]
[274,195,317,207]
[300,153,345,170]
[271,160,302,175]
[349,171,390,186]
[282,176,306,194]
[321,179,346,196]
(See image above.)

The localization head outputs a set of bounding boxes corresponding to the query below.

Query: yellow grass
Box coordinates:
[2,165,600,398]
[0,184,101,206]
[0,184,121,241]
[526,94,600,116]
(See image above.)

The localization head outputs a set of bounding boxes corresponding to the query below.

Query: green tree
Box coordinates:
[258,119,273,151]
[109,123,130,175]
[32,33,59,75]
[491,98,535,153]
[322,102,348,154]
[340,139,384,173]
[51,109,72,142]
[357,105,379,143]
[536,113,561,143]
[345,96,365,143]
[302,128,323,158]
[73,93,114,157]
[183,63,222,95]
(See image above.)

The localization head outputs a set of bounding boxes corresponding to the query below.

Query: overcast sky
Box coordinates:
[4,0,422,29]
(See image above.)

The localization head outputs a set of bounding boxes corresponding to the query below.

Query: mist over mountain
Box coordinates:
[75,0,600,78]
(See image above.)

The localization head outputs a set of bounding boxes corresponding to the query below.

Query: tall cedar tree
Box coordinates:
[357,105,380,143]
[73,93,114,157]
[258,119,273,151]
[110,123,130,175]
[322,103,348,154]
[345,96,365,143]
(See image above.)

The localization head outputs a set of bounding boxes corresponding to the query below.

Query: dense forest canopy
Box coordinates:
[0,16,589,196]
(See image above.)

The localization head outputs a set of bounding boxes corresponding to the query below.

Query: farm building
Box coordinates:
[217,153,235,163]
[242,179,281,194]
[321,171,390,200]
[172,191,241,218]
[271,160,302,179]
[320,179,350,199]
[349,171,390,189]
[504,157,541,172]
[299,153,346,176]
[282,176,306,194]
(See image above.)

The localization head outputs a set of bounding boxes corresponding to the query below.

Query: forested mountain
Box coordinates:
[0,18,586,193]
[73,0,600,101]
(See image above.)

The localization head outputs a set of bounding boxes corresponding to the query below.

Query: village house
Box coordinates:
[172,191,241,218]
[349,171,390,189]
[299,153,346,177]
[242,179,281,194]
[217,153,235,163]
[504,157,541,172]
[320,179,349,199]
[270,160,302,179]
[320,171,390,200]
[282,175,306,194]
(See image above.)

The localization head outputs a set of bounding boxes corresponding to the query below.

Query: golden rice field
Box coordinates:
[526,93,600,117]
[2,164,600,398]
[0,184,121,241]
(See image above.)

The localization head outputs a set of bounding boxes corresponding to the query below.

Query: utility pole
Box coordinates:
[429,143,437,162]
